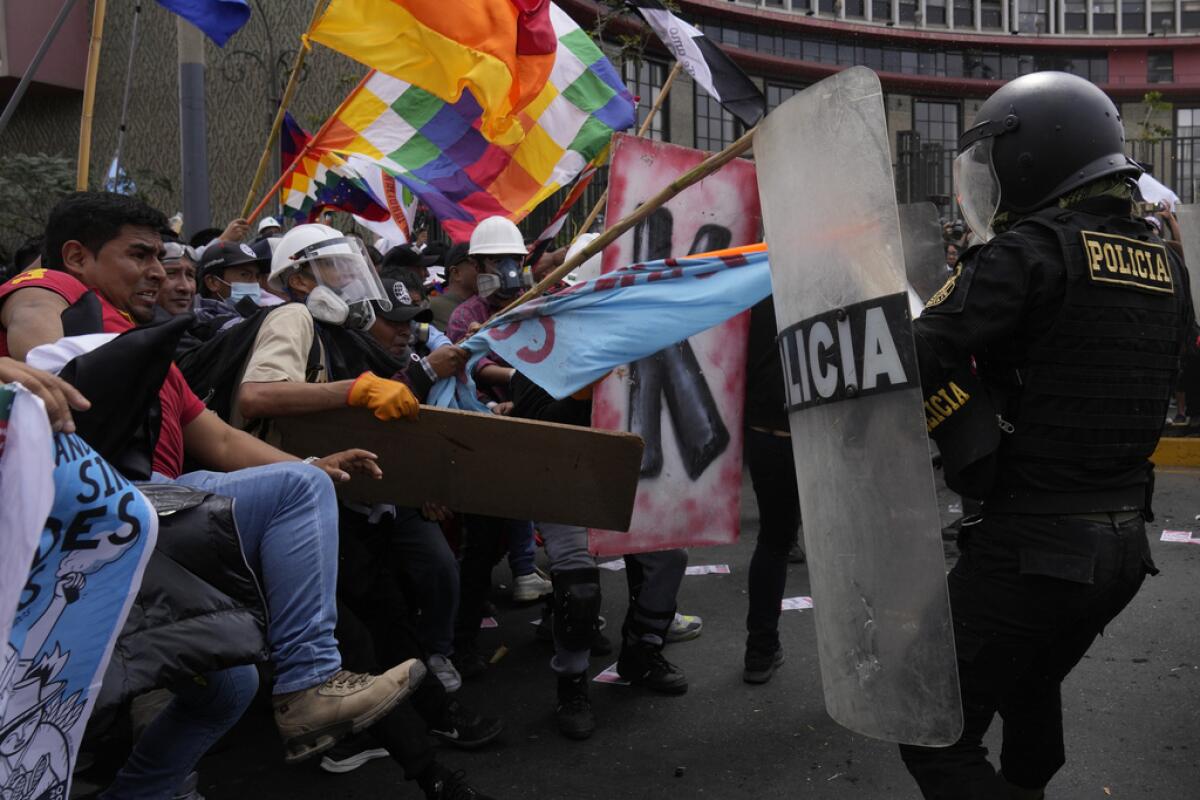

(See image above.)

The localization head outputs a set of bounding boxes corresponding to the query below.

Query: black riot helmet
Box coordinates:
[955,71,1142,241]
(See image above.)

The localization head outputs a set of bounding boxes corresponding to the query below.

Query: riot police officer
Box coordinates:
[899,72,1194,799]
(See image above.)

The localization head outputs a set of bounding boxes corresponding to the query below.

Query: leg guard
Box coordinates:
[622,600,674,647]
[552,568,602,652]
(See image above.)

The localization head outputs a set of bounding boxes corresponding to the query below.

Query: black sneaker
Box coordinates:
[318,732,390,774]
[555,673,595,740]
[616,641,688,694]
[451,642,488,680]
[743,645,784,684]
[419,763,496,800]
[429,698,504,750]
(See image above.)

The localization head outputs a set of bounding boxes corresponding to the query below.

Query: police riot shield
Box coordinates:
[755,67,962,746]
[1171,204,1200,316]
[899,201,950,303]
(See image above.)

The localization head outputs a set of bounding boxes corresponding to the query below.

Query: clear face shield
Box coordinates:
[292,236,391,329]
[953,137,1002,244]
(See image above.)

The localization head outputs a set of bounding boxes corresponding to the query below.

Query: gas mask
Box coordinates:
[306,285,377,330]
[476,256,531,299]
[288,235,390,330]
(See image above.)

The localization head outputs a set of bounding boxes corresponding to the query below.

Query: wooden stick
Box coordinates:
[574,61,683,237]
[75,0,108,190]
[493,124,757,319]
[245,69,374,223]
[239,0,332,219]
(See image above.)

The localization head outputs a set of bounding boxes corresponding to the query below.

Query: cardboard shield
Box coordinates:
[755,67,962,746]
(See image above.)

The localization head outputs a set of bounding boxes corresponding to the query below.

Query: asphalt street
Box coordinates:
[192,469,1200,800]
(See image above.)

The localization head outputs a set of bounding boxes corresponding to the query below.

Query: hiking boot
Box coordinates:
[418,762,497,800]
[555,673,595,740]
[318,733,389,774]
[743,645,784,685]
[272,659,425,764]
[428,654,463,693]
[429,698,504,750]
[616,641,688,694]
[666,612,703,643]
[512,570,553,602]
[451,642,488,680]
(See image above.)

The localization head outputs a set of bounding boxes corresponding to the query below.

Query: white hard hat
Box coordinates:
[562,233,604,286]
[269,223,355,291]
[258,216,282,233]
[468,216,525,256]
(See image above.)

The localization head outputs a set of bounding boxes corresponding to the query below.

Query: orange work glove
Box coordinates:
[347,372,419,421]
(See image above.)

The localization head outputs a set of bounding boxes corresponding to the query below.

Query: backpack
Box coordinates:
[175,304,322,424]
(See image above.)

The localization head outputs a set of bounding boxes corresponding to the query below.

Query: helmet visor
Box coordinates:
[953,139,1002,244]
[295,236,391,311]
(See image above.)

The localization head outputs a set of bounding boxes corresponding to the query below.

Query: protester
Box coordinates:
[157,241,198,315]
[429,242,476,331]
[224,222,497,795]
[379,243,438,285]
[0,193,424,792]
[944,242,959,271]
[256,215,283,240]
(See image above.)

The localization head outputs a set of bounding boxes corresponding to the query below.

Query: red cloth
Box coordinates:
[0,269,205,477]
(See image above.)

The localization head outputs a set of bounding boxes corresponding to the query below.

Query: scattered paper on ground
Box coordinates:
[480,616,498,629]
[598,559,626,571]
[593,663,630,685]
[781,596,813,611]
[1160,530,1197,543]
[685,564,730,575]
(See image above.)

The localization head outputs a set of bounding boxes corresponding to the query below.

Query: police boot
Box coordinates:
[616,604,688,695]
[555,672,595,740]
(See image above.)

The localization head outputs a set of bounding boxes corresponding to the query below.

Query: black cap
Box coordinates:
[375,277,434,323]
[381,244,438,272]
[250,237,278,273]
[443,242,472,273]
[198,241,266,280]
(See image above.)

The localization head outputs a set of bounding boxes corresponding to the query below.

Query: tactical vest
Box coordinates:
[989,207,1188,513]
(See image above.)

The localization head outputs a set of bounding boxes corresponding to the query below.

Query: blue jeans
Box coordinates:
[506,519,537,577]
[100,665,259,800]
[171,463,342,693]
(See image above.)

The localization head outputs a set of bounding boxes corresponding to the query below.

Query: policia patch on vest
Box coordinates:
[1080,231,1174,295]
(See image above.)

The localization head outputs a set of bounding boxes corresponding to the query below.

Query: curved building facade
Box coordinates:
[562,0,1200,208]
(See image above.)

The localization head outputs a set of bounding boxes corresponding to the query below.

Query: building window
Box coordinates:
[872,0,892,22]
[1175,109,1200,203]
[819,0,837,14]
[1148,51,1174,84]
[1016,0,1050,32]
[913,100,959,204]
[899,0,917,22]
[1093,0,1117,31]
[1151,0,1176,32]
[622,60,670,141]
[1184,0,1200,30]
[845,0,867,18]
[926,0,948,24]
[694,87,739,152]
[1063,0,1087,30]
[980,0,1003,28]
[1124,0,1147,32]
[954,0,975,26]
[766,83,803,112]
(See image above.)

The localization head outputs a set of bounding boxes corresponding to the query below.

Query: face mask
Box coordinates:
[476,273,501,298]
[344,300,376,331]
[229,282,261,305]
[306,285,350,325]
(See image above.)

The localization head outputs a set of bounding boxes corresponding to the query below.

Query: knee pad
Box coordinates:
[552,568,602,651]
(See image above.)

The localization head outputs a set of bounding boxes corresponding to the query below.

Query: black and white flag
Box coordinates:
[628,0,766,129]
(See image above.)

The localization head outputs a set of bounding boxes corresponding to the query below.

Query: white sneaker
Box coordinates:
[428,654,462,693]
[513,571,553,602]
[666,612,703,643]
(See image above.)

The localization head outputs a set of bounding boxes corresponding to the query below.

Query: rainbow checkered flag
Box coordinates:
[299,4,634,241]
